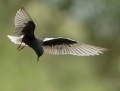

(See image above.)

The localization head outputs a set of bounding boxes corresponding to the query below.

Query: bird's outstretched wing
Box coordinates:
[42,38,108,56]
[14,7,35,36]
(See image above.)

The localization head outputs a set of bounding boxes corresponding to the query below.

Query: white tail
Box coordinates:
[7,35,26,45]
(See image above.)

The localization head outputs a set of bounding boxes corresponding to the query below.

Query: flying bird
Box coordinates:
[7,7,108,61]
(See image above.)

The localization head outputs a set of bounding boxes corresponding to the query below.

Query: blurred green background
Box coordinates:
[1,0,120,91]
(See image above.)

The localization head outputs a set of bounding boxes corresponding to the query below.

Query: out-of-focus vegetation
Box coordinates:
[1,0,120,91]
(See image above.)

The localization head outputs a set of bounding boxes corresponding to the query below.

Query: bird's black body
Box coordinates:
[21,20,43,61]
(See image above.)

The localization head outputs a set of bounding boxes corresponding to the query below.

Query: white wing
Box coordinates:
[7,35,26,45]
[42,38,108,56]
[14,7,33,36]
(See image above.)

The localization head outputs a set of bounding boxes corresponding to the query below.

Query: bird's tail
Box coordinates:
[7,35,25,45]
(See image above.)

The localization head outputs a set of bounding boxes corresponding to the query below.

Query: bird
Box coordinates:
[7,7,108,61]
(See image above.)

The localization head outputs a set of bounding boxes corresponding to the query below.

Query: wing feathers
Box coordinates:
[14,7,33,36]
[42,38,108,56]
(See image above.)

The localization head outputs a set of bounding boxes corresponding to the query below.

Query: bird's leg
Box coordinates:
[18,45,26,51]
[17,41,22,50]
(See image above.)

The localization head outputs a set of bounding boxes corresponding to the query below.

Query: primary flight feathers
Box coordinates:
[7,7,108,61]
[14,7,33,36]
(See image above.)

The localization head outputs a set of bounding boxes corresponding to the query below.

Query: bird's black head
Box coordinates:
[35,49,43,62]
[33,45,44,62]
[22,36,43,61]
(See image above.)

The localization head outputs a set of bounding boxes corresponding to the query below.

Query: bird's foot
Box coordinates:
[18,45,26,51]
[17,41,26,51]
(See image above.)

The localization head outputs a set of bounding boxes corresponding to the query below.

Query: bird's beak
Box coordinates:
[37,56,40,62]
[35,50,40,62]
